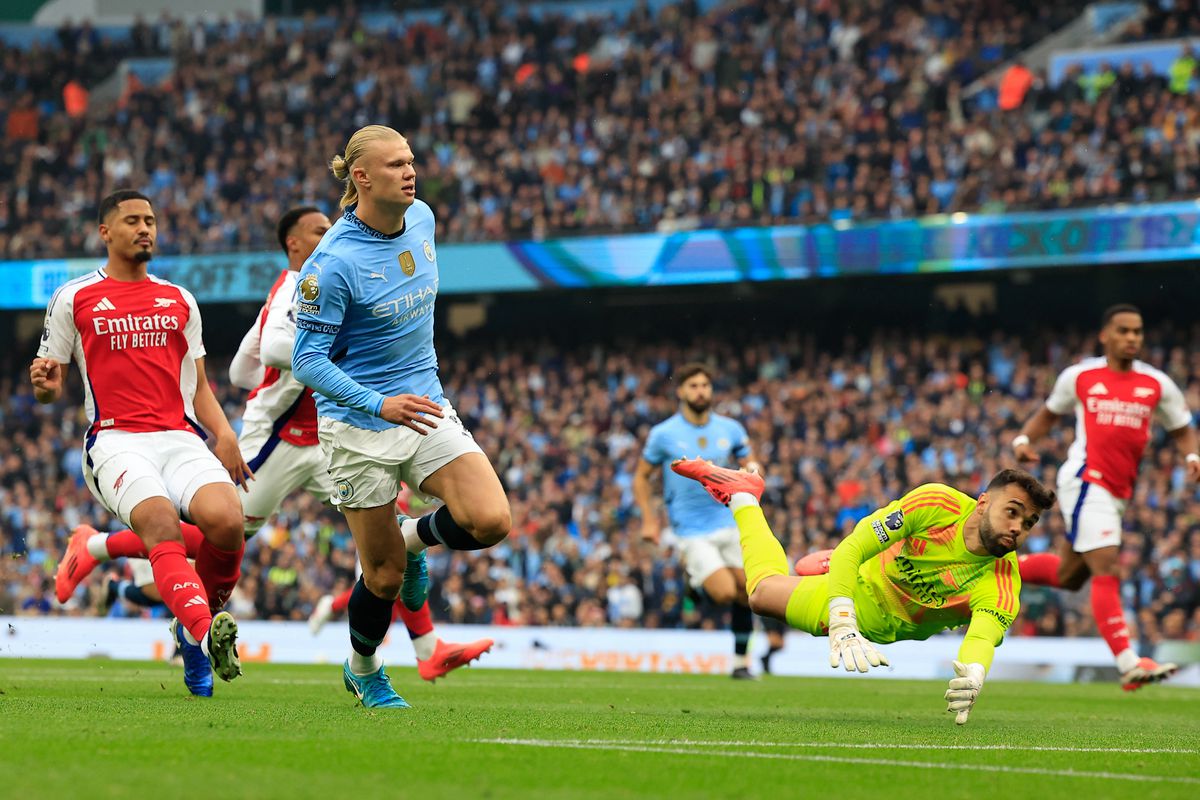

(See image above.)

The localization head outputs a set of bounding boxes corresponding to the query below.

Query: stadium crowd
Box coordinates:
[6,0,1200,257]
[3,322,1199,648]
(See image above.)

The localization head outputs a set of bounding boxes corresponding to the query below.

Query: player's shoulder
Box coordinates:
[648,413,682,436]
[900,483,971,509]
[410,198,435,224]
[50,269,106,307]
[1130,359,1177,388]
[147,274,198,306]
[1059,356,1107,380]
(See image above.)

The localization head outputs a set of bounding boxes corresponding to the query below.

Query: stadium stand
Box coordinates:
[8,0,1198,258]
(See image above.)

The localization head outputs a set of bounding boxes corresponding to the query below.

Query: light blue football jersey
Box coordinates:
[642,412,750,537]
[292,200,445,431]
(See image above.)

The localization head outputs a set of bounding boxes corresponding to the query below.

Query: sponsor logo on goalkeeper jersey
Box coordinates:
[894,554,943,607]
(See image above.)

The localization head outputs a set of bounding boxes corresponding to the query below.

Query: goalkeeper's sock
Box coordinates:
[1091,574,1134,660]
[730,498,788,596]
[1017,553,1061,587]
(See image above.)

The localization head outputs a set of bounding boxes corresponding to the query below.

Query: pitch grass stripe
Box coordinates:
[528,738,1197,754]
[475,739,1200,784]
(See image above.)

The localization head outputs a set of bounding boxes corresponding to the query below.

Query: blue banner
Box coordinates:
[4,202,1199,309]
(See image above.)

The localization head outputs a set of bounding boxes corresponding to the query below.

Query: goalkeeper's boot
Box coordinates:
[401,549,430,612]
[169,617,214,697]
[206,611,243,683]
[343,660,411,708]
[308,593,336,635]
[418,637,494,682]
[1120,657,1178,692]
[670,458,764,505]
[794,549,834,576]
[56,525,101,603]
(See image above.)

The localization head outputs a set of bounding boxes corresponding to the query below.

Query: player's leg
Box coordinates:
[309,586,351,635]
[760,617,787,674]
[187,483,246,616]
[699,564,754,679]
[240,439,315,539]
[61,522,209,605]
[398,406,510,555]
[395,600,494,682]
[1072,485,1176,689]
[339,501,411,708]
[1023,470,1091,590]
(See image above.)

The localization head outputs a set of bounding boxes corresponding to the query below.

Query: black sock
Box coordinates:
[416,506,489,551]
[122,581,160,608]
[732,602,753,656]
[348,576,393,657]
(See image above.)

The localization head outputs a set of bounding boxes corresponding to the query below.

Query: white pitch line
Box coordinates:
[473,739,1200,785]
[537,738,1197,755]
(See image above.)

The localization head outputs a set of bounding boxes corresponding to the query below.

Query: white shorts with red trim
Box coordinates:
[238,421,333,535]
[1056,472,1128,554]
[83,429,233,527]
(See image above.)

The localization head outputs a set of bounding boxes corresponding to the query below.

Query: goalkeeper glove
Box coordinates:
[944,660,986,725]
[828,597,889,673]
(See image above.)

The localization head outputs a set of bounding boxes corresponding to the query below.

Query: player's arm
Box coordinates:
[259,282,298,371]
[1155,376,1200,481]
[291,258,442,434]
[31,285,77,404]
[946,573,1019,725]
[228,317,265,389]
[1013,368,1076,462]
[193,356,253,491]
[633,457,662,545]
[826,485,963,672]
[732,421,763,474]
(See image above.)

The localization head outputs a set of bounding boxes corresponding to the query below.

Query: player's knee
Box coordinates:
[363,564,404,600]
[747,586,773,618]
[706,586,736,605]
[137,517,182,548]
[466,506,511,546]
[202,515,245,550]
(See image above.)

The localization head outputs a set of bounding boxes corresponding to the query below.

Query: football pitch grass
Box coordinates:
[1,660,1197,800]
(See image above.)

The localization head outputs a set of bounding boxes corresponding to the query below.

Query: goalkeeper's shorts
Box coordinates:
[782,574,893,643]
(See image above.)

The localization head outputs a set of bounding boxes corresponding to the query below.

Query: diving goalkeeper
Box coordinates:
[671,459,1056,725]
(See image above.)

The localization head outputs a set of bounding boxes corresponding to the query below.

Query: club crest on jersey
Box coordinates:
[884,509,905,531]
[300,274,320,302]
[423,240,435,262]
[336,479,354,501]
[399,250,416,276]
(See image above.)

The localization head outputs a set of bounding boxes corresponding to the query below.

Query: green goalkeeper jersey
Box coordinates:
[827,483,1020,670]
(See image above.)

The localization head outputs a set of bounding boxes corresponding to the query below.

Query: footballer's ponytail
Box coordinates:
[331,124,404,209]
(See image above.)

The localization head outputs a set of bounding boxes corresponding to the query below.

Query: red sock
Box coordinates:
[105,529,148,559]
[180,523,206,559]
[195,538,244,615]
[331,587,352,614]
[396,600,434,638]
[1091,574,1132,658]
[148,541,211,643]
[105,523,207,559]
[1017,553,1061,588]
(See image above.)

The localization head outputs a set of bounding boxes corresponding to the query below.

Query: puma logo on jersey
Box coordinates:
[1133,387,1155,398]
[92,297,116,313]
[368,272,387,281]
[153,297,178,308]
[1087,383,1108,395]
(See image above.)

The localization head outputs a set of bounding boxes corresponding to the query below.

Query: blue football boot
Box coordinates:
[169,617,214,697]
[343,660,411,709]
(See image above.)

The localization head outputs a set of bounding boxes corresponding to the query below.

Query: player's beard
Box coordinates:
[978,514,1015,558]
[684,397,711,415]
[133,249,152,263]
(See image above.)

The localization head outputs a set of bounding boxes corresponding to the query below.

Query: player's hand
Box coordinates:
[1013,442,1038,464]
[828,598,888,673]
[1185,457,1200,483]
[944,660,986,725]
[380,394,444,435]
[215,434,254,491]
[640,516,661,546]
[29,358,62,393]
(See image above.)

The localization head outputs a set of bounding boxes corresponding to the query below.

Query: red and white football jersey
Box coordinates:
[1046,356,1192,499]
[38,270,206,439]
[240,270,317,447]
